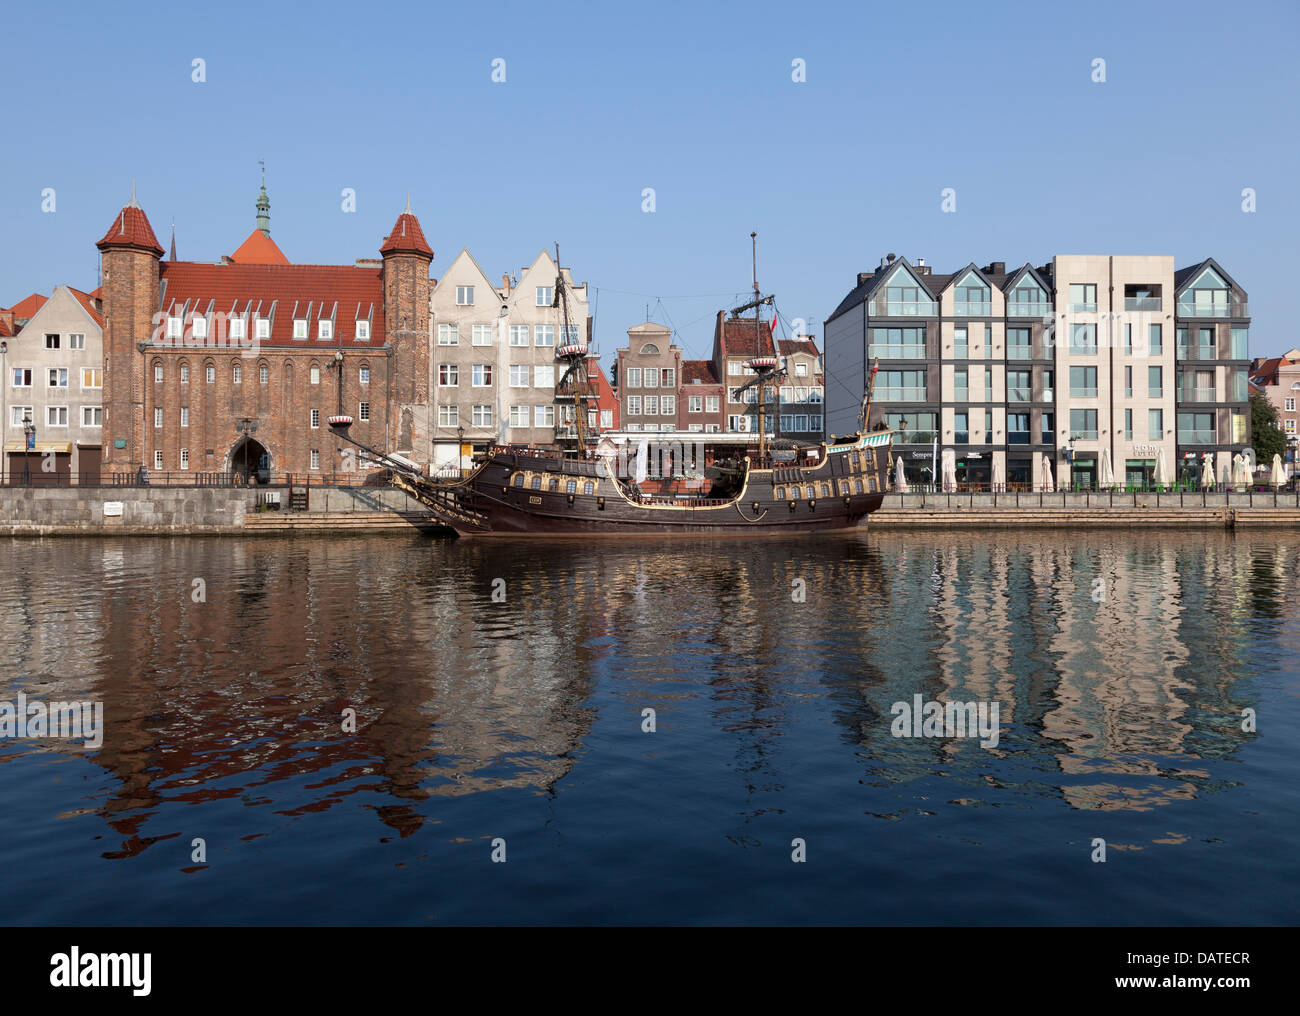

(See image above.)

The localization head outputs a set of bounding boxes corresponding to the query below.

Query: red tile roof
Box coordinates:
[96,204,164,256]
[7,292,48,320]
[683,359,720,384]
[719,315,776,358]
[778,338,820,357]
[1252,357,1283,383]
[379,211,433,258]
[231,229,290,265]
[157,262,385,347]
[67,286,104,327]
[0,318,13,338]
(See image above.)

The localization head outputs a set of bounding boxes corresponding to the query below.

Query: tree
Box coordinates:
[1250,391,1288,463]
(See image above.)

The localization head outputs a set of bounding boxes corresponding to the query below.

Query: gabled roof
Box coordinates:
[715,312,776,359]
[825,257,943,324]
[379,208,433,258]
[231,228,290,265]
[10,285,103,337]
[156,261,385,347]
[778,338,820,357]
[96,201,164,257]
[6,292,47,321]
[942,262,996,295]
[1002,262,1053,295]
[66,287,104,327]
[683,359,720,384]
[1175,257,1244,295]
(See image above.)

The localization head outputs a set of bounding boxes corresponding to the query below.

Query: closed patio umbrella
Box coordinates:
[1201,455,1215,488]
[942,448,957,492]
[1099,448,1115,489]
[1273,453,1286,489]
[991,457,1003,492]
[1155,447,1170,487]
[1042,454,1055,493]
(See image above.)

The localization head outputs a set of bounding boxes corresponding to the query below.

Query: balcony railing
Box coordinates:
[1007,431,1032,445]
[1177,301,1240,318]
[1007,346,1034,360]
[1125,297,1163,311]
[895,430,939,444]
[1072,429,1099,440]
[877,301,937,317]
[867,344,927,359]
[953,301,991,316]
[1179,388,1217,403]
[1069,302,1097,313]
[953,431,968,443]
[876,387,928,402]
[1008,387,1032,402]
[1178,429,1216,444]
[1007,303,1052,318]
[1070,387,1098,398]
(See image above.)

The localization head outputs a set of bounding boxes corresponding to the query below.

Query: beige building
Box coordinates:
[615,323,682,432]
[430,249,590,467]
[3,285,104,483]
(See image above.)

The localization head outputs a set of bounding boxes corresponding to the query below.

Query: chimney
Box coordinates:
[987,261,1006,275]
[858,272,873,287]
[916,257,925,267]
[502,273,511,294]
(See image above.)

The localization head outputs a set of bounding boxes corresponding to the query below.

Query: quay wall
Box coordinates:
[873,492,1300,528]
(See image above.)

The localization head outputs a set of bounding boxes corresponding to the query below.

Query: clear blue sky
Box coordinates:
[3,0,1297,364]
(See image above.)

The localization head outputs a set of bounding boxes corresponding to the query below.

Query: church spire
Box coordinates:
[256,160,271,237]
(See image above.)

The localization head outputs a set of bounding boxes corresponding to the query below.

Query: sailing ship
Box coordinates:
[327,243,893,536]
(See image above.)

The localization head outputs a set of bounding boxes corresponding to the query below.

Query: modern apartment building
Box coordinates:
[3,285,104,483]
[825,254,1251,488]
[429,249,590,466]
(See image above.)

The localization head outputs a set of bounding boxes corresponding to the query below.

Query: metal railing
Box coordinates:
[3,469,393,489]
[1124,297,1162,311]
[889,483,1298,497]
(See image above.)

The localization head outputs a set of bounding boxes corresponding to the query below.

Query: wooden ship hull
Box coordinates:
[390,431,893,537]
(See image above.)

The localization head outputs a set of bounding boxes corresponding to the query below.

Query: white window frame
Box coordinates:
[69,333,86,350]
[360,366,370,384]
[310,366,321,385]
[154,450,163,470]
[356,320,370,340]
[472,324,493,347]
[438,405,459,427]
[46,405,69,427]
[456,285,475,306]
[534,325,555,347]
[206,365,216,383]
[293,319,308,340]
[81,367,102,390]
[180,448,190,470]
[534,404,555,427]
[509,365,529,388]
[256,318,271,340]
[438,364,460,387]
[472,364,493,387]
[318,319,333,340]
[154,408,163,429]
[509,405,530,428]
[81,406,102,427]
[180,407,189,428]
[536,286,553,307]
[509,325,530,347]
[472,404,493,427]
[438,323,459,346]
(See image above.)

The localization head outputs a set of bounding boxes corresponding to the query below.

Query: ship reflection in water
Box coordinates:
[0,531,1295,924]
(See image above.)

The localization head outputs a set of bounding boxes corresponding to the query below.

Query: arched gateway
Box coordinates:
[228,437,271,485]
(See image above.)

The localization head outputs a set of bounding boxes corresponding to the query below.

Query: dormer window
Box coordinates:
[192,316,208,340]
[167,317,182,340]
[356,320,370,340]
[293,319,308,340]
[318,319,333,340]
[229,318,246,340]
[456,286,474,306]
[256,318,270,340]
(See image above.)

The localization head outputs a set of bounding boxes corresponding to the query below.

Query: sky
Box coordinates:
[3,0,1298,368]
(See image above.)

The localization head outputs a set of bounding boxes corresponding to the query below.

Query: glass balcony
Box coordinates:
[1007,345,1033,360]
[1178,388,1217,403]
[896,430,939,444]
[1073,429,1099,440]
[1069,302,1097,313]
[877,387,927,402]
[1177,301,1233,318]
[1125,297,1162,311]
[867,344,927,359]
[1178,429,1216,444]
[953,431,969,443]
[1007,303,1052,318]
[1007,431,1032,445]
[954,301,991,316]
[1007,387,1032,402]
[1070,387,1098,398]
[877,301,937,317]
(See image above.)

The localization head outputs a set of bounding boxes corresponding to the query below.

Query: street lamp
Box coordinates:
[234,417,258,484]
[457,424,465,477]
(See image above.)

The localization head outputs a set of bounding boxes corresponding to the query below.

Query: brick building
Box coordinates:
[96,182,432,480]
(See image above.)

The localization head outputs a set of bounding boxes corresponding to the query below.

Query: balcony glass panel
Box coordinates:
[1070,387,1098,398]
[1069,302,1097,313]
[1179,388,1217,403]
[878,300,937,316]
[954,301,991,316]
[877,387,927,402]
[1178,429,1216,444]
[1007,302,1052,317]
[1007,431,1031,445]
[867,344,926,359]
[953,431,969,443]
[1125,297,1162,311]
[1007,387,1032,402]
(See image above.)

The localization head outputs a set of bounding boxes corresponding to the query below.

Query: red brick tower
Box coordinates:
[379,198,433,455]
[96,186,163,473]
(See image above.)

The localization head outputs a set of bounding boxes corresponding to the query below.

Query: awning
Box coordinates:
[5,441,73,454]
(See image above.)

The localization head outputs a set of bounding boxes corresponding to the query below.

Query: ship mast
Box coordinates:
[554,243,589,458]
[730,232,777,461]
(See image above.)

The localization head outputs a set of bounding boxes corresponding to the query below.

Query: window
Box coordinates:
[661,368,676,388]
[1007,370,1031,403]
[154,450,163,470]
[259,365,269,384]
[230,318,246,341]
[233,363,242,384]
[953,326,968,359]
[1230,327,1249,360]
[509,405,529,427]
[310,409,320,429]
[509,365,529,387]
[11,368,32,387]
[69,333,85,350]
[984,409,993,443]
[154,408,163,428]
[154,364,164,383]
[1288,420,1297,436]
[728,361,743,376]
[166,317,183,340]
[536,286,553,307]
[1149,409,1163,440]
[1070,324,1097,354]
[179,363,190,384]
[954,411,968,443]
[627,396,642,415]
[1149,324,1163,355]
[1123,323,1132,355]
[534,365,555,387]
[795,362,809,377]
[472,364,494,386]
[1125,365,1132,398]
[1178,267,1232,317]
[359,366,370,384]
[954,368,968,401]
[10,407,33,427]
[47,368,68,388]
[644,397,658,415]
[472,404,493,427]
[564,325,582,345]
[46,406,68,427]
[439,364,459,387]
[310,366,321,385]
[456,285,475,306]
[1069,283,1097,313]
[180,448,189,469]
[689,395,703,413]
[438,405,459,426]
[1069,408,1098,440]
[472,324,493,346]
[310,449,319,470]
[180,407,189,428]
[1177,327,1189,358]
[206,365,215,383]
[883,277,936,316]
[706,396,719,413]
[626,368,642,388]
[535,405,555,427]
[359,402,371,422]
[601,410,613,428]
[45,334,60,349]
[438,323,459,346]
[1287,398,1297,413]
[643,369,658,389]
[879,369,927,401]
[1008,328,1031,360]
[1177,411,1215,444]
[1008,412,1030,444]
[1124,409,1133,441]
[356,320,370,341]
[81,406,102,427]
[509,325,530,346]
[192,316,208,340]
[1148,366,1163,397]
[534,325,555,347]
[984,366,994,401]
[660,396,674,415]
[869,326,926,359]
[1069,366,1097,398]
[293,319,308,340]
[318,319,332,340]
[256,318,271,340]
[953,270,990,315]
